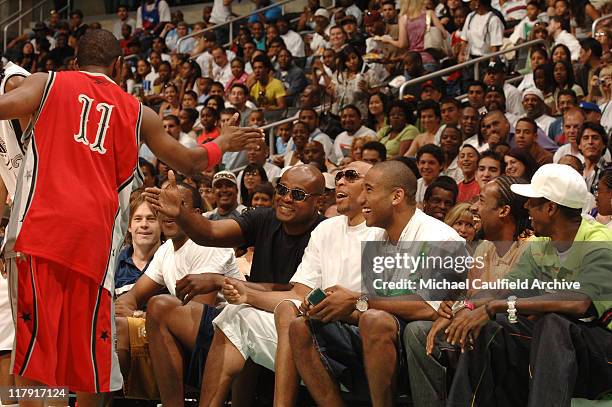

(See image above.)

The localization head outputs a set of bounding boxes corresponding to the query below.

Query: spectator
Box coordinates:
[69,9,88,40]
[548,89,578,142]
[284,121,310,167]
[466,80,487,114]
[522,88,556,135]
[514,117,553,166]
[361,141,387,164]
[444,201,477,241]
[377,100,419,158]
[576,38,603,98]
[457,144,481,202]
[250,55,287,111]
[225,58,249,92]
[504,148,538,180]
[274,48,307,107]
[204,171,247,220]
[136,0,171,34]
[244,142,281,181]
[548,15,581,61]
[461,106,486,152]
[552,60,584,106]
[158,83,181,118]
[423,175,458,221]
[251,182,275,208]
[415,144,444,205]
[276,16,305,58]
[595,167,612,228]
[406,100,443,157]
[239,163,269,207]
[459,0,504,66]
[483,59,525,116]
[485,85,519,127]
[476,149,504,190]
[333,105,376,163]
[196,107,221,144]
[297,109,335,161]
[579,122,609,195]
[440,97,462,127]
[226,83,253,126]
[440,125,464,182]
[366,93,389,133]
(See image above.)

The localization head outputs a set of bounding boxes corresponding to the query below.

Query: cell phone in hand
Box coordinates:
[307,288,327,306]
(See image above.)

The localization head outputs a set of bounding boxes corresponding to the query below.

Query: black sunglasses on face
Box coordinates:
[335,169,361,184]
[276,183,320,201]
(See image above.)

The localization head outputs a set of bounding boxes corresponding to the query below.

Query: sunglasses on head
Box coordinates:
[275,183,320,201]
[334,169,361,184]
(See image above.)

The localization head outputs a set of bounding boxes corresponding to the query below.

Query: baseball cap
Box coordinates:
[486,85,504,95]
[579,101,601,114]
[314,8,331,20]
[522,87,545,101]
[510,164,588,209]
[341,15,358,25]
[212,171,238,187]
[486,59,505,74]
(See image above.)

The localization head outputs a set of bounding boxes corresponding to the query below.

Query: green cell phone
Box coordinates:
[307,288,327,306]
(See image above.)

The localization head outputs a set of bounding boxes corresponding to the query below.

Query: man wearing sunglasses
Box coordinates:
[221,161,373,406]
[145,164,326,404]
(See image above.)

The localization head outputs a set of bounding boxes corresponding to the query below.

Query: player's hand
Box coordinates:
[438,300,454,319]
[144,170,182,218]
[115,300,135,317]
[175,273,222,305]
[221,277,248,305]
[215,113,265,152]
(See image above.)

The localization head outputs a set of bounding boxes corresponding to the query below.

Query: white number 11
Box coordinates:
[74,93,114,155]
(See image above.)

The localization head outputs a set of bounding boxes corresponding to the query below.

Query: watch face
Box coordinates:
[356,300,368,312]
[451,300,464,313]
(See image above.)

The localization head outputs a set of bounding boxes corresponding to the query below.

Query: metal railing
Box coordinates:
[177,0,296,52]
[3,0,70,51]
[592,13,612,36]
[399,39,544,101]
[0,0,22,39]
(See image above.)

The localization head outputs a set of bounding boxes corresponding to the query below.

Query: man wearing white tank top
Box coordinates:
[0,60,30,407]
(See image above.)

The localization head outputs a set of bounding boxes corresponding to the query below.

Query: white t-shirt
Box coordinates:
[416,177,429,205]
[280,30,305,58]
[290,216,376,291]
[145,239,240,297]
[136,0,171,29]
[553,142,611,163]
[504,83,525,116]
[535,114,556,136]
[333,126,376,163]
[554,31,581,61]
[113,17,136,39]
[600,101,612,136]
[460,11,504,57]
[211,0,232,25]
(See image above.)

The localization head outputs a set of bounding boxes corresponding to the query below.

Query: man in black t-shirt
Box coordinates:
[143,164,325,404]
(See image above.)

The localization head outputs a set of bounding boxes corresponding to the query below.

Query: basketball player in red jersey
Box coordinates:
[0,29,263,406]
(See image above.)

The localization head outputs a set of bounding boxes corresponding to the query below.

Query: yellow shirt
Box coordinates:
[250,78,286,109]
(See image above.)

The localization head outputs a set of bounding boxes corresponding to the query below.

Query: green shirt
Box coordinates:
[377,125,419,157]
[506,218,612,329]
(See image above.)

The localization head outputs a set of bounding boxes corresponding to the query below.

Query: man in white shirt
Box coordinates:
[460,0,504,58]
[334,105,376,163]
[114,184,240,403]
[522,88,556,135]
[211,46,234,88]
[483,60,525,116]
[548,15,581,61]
[290,160,464,406]
[211,0,233,25]
[112,5,136,40]
[276,16,305,58]
[310,9,332,55]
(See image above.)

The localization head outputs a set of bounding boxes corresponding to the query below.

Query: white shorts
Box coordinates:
[212,300,301,371]
[0,276,14,351]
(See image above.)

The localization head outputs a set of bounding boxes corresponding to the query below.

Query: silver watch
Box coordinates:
[355,294,369,312]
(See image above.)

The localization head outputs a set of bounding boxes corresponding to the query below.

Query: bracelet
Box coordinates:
[201,141,222,171]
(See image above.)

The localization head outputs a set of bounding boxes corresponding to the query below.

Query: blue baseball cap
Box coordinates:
[579,101,601,114]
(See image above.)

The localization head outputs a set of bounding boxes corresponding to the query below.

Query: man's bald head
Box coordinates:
[280,164,326,195]
[370,160,417,205]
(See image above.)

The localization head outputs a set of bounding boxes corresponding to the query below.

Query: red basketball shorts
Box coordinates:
[10,255,122,393]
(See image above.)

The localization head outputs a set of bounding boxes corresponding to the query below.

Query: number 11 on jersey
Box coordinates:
[74,93,114,155]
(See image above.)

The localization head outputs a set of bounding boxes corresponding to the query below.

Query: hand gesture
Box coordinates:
[144,170,182,218]
[215,113,266,152]
[221,277,247,304]
[426,316,451,355]
[175,273,222,304]
[438,300,454,319]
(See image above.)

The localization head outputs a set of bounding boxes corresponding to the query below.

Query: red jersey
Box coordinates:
[6,71,142,289]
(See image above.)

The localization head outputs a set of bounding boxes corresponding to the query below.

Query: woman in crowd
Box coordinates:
[552,60,584,108]
[445,202,476,241]
[205,95,226,113]
[366,93,389,133]
[347,135,377,165]
[240,164,269,207]
[377,0,447,71]
[551,43,572,65]
[518,45,549,91]
[457,144,480,203]
[377,100,419,158]
[533,63,556,113]
[504,148,537,181]
[405,101,442,157]
[329,45,379,117]
[196,106,221,144]
[158,83,181,118]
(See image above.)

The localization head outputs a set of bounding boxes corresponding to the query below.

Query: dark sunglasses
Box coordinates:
[334,169,361,184]
[276,183,320,201]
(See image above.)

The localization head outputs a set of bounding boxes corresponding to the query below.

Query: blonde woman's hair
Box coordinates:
[400,0,425,18]
[444,202,473,228]
[599,65,612,96]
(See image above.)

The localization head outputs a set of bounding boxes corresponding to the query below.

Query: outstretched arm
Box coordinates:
[0,72,47,120]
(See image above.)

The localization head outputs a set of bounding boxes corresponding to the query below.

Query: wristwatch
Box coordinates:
[507,295,518,324]
[355,294,369,313]
[132,310,145,319]
[451,300,475,316]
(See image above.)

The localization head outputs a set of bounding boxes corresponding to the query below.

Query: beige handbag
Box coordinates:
[424,11,452,57]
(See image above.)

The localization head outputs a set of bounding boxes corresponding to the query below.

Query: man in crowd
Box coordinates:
[514,117,553,166]
[579,122,609,195]
[334,105,376,162]
[423,176,458,221]
[204,171,246,220]
[522,88,556,136]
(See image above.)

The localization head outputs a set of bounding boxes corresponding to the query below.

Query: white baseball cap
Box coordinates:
[314,8,331,19]
[510,164,588,209]
[522,87,545,101]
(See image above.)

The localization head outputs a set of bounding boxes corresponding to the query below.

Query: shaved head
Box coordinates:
[281,164,326,195]
[371,160,417,205]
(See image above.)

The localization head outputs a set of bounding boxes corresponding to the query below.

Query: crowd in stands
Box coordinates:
[2,0,612,405]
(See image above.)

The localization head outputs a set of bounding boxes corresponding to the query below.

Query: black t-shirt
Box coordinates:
[236,207,326,284]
